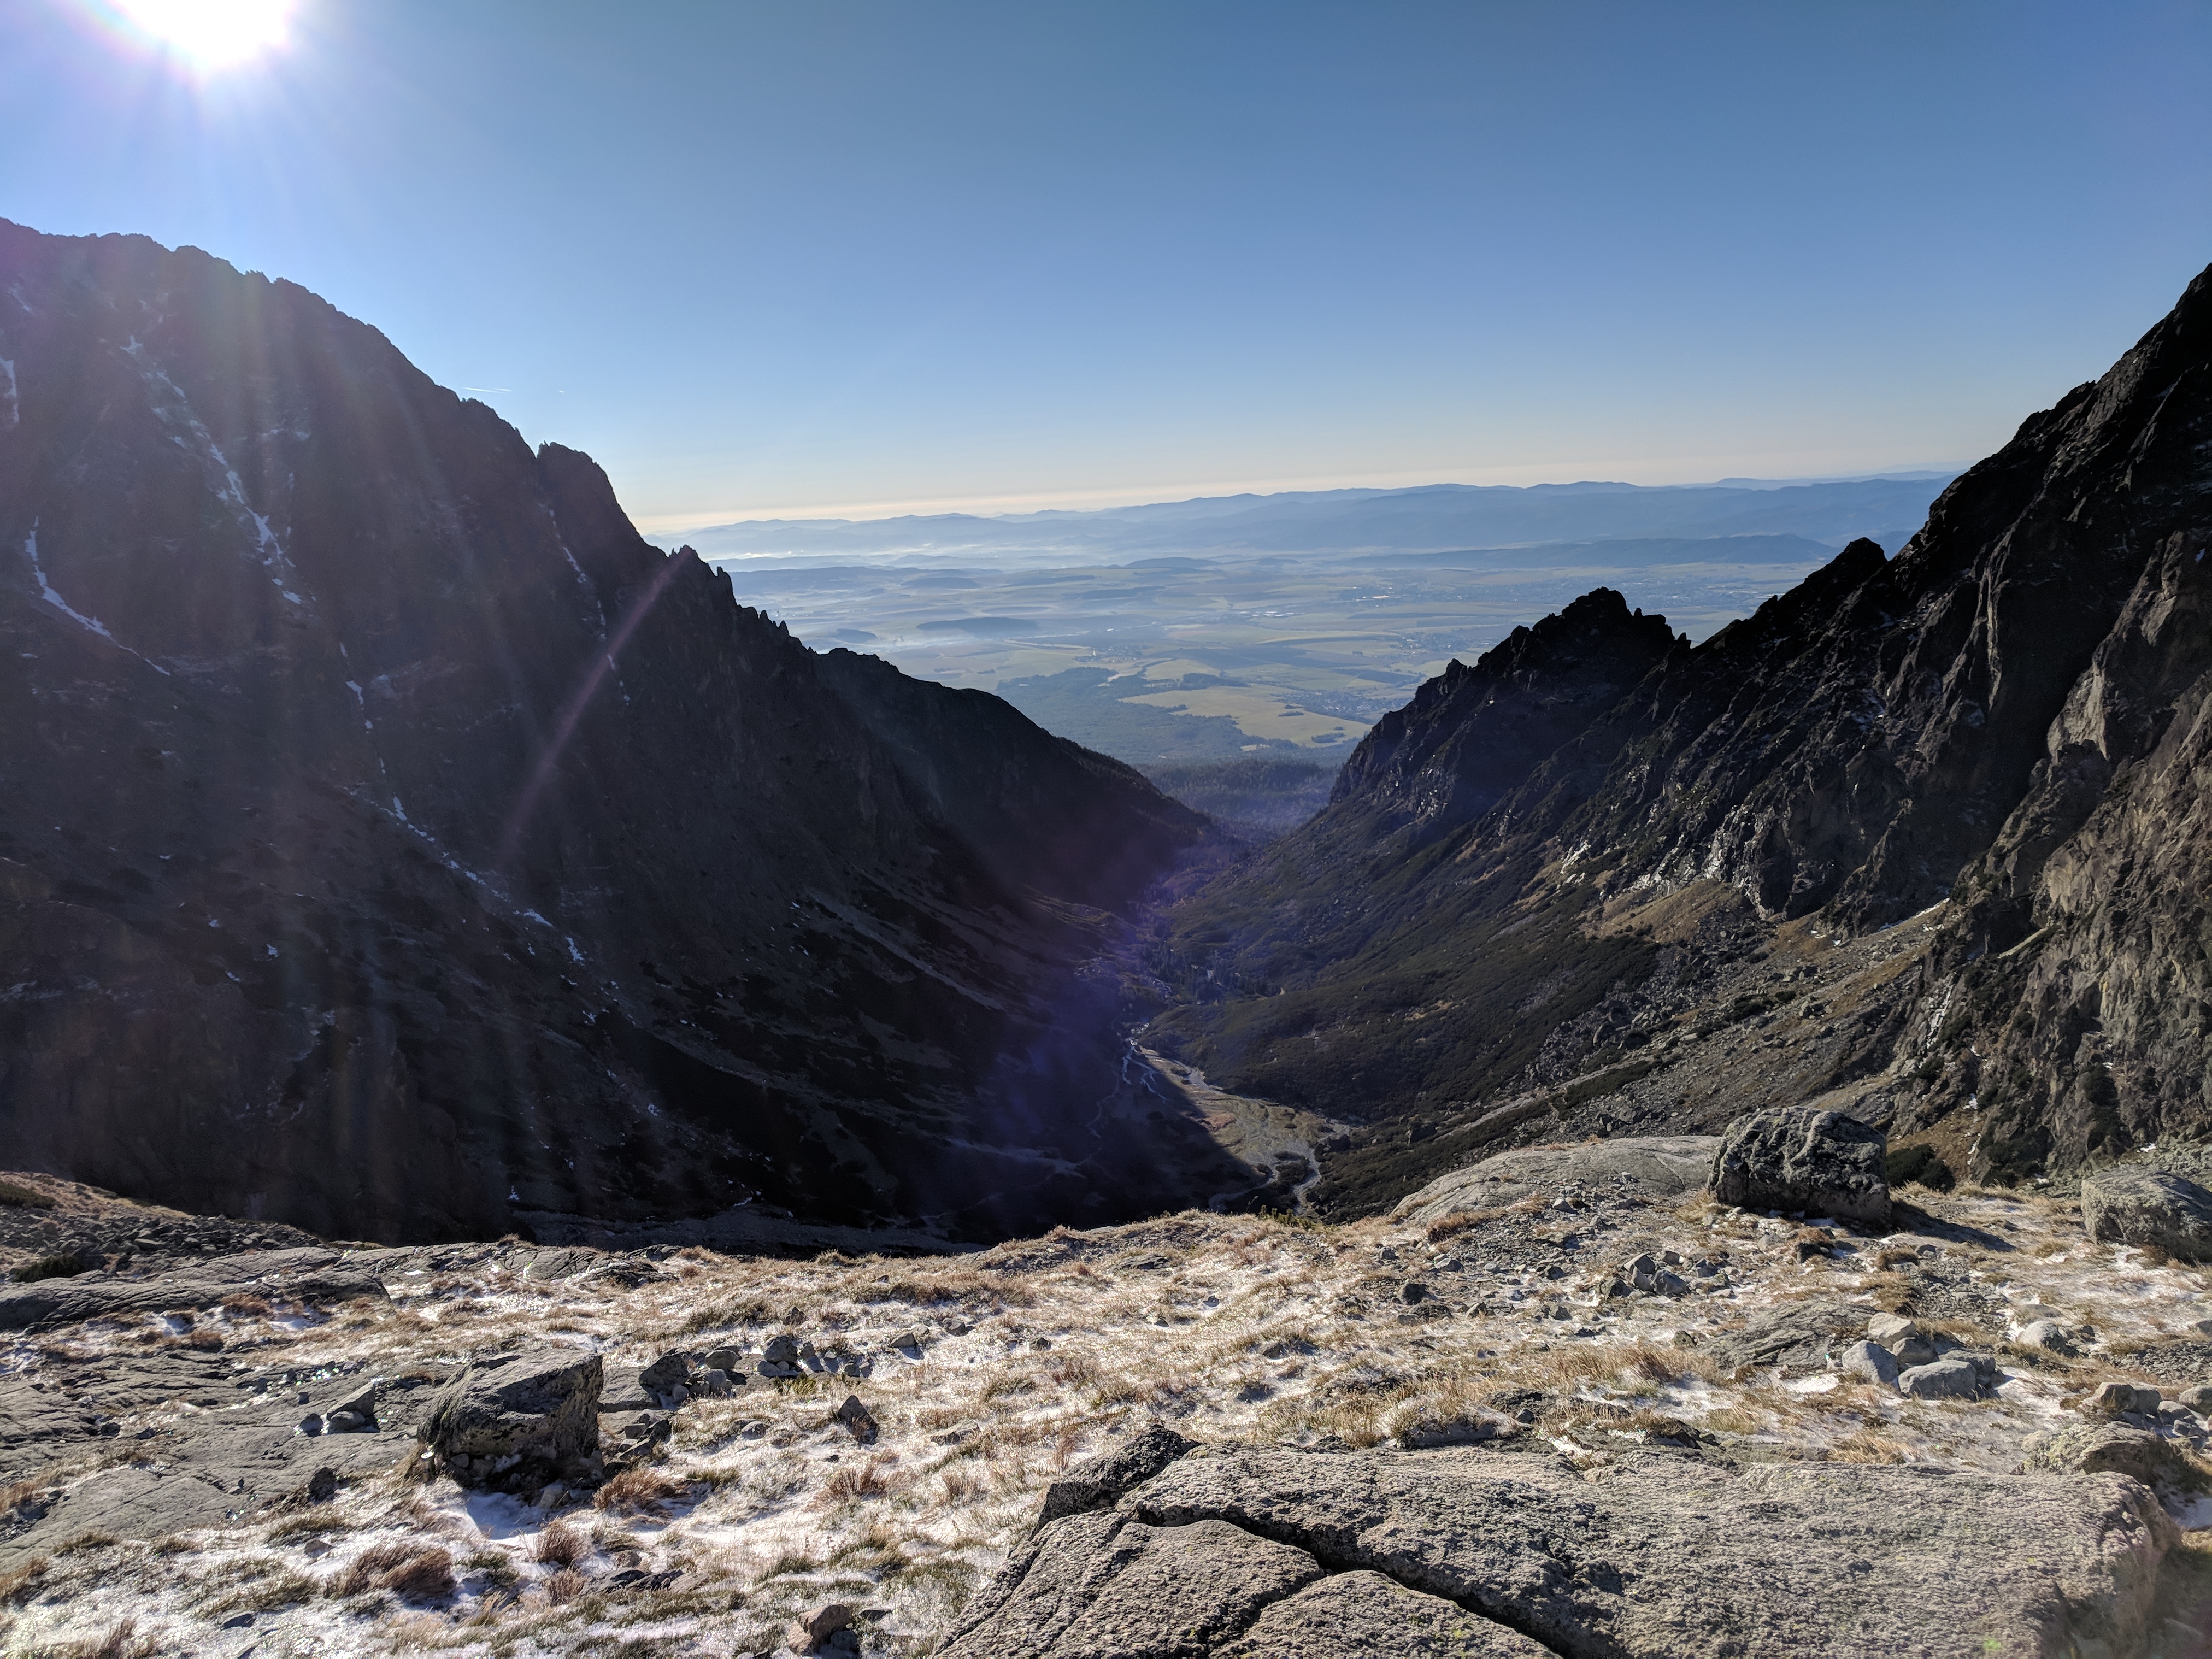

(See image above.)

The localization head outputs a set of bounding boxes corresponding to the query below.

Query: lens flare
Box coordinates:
[108,0,294,70]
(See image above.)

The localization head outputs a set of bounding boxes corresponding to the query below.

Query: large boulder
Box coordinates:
[419,1346,602,1491]
[2080,1168,2212,1261]
[1391,1136,1719,1227]
[1705,1109,1890,1225]
[969,1446,2171,1659]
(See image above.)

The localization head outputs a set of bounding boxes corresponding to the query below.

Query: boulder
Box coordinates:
[1707,1297,1866,1372]
[2086,1381,2164,1420]
[1865,1312,1916,1346]
[1705,1109,1890,1225]
[2026,1423,2201,1501]
[1392,1136,1720,1227]
[1103,1447,2173,1659]
[1837,1340,1898,1387]
[2080,1169,2212,1262]
[834,1395,879,1444]
[2014,1319,2079,1356]
[637,1351,691,1407]
[1897,1357,1980,1399]
[1037,1426,1193,1525]
[787,1603,855,1654]
[2181,1384,2212,1415]
[757,1334,804,1379]
[702,1346,742,1374]
[419,1346,602,1491]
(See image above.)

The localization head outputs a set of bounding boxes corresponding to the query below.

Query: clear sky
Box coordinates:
[6,1,2211,532]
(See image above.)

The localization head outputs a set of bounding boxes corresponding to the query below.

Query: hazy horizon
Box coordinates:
[5,2,2207,531]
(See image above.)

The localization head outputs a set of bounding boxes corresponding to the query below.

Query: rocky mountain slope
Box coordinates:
[1151,260,2212,1205]
[5,1153,2211,1657]
[0,221,1233,1245]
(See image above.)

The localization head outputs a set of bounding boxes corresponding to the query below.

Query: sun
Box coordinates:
[110,0,294,70]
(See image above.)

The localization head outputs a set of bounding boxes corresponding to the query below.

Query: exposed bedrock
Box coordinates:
[948,1443,2178,1659]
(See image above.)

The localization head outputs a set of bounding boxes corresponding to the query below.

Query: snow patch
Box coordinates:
[0,357,16,428]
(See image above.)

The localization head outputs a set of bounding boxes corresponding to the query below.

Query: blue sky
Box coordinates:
[5,1,2210,531]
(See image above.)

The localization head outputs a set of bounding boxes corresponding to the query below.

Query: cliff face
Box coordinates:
[1156,261,2212,1200]
[0,221,1216,1242]
[1328,588,1678,843]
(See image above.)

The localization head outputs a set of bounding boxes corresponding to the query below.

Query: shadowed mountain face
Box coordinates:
[1154,261,2212,1199]
[0,221,1227,1243]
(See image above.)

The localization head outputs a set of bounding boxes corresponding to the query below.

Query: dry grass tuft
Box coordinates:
[821,1454,903,1503]
[543,1566,589,1605]
[0,1555,49,1603]
[594,1467,688,1516]
[68,1620,156,1659]
[1425,1207,1508,1244]
[1825,1426,1912,1464]
[332,1540,457,1602]
[532,1519,587,1567]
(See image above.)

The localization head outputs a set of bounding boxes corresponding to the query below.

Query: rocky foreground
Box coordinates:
[3,1137,2212,1658]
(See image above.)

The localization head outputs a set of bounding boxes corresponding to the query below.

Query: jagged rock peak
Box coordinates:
[1331,585,1676,833]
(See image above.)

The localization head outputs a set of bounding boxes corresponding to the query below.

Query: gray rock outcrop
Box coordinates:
[1391,1136,1719,1227]
[1706,1108,1890,1225]
[1038,1426,1194,1524]
[419,1345,602,1491]
[2026,1422,2203,1505]
[2080,1169,2212,1261]
[939,1446,2175,1659]
[0,1248,387,1334]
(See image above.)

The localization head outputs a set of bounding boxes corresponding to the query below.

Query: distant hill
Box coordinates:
[677,475,1954,562]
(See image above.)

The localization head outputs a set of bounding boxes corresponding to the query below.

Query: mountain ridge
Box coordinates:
[1150,258,2212,1201]
[0,220,1234,1244]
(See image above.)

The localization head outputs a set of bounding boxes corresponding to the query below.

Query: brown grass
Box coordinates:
[67,1620,155,1659]
[1825,1426,1913,1464]
[1700,1405,1769,1436]
[1425,1207,1508,1243]
[221,1295,273,1319]
[532,1520,587,1567]
[0,1176,57,1209]
[0,1476,47,1517]
[543,1567,588,1605]
[821,1455,905,1503]
[0,1555,48,1603]
[332,1540,456,1601]
[206,1568,320,1619]
[593,1467,687,1516]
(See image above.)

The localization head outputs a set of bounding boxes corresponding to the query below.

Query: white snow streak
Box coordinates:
[0,358,16,429]
[121,335,309,607]
[20,524,168,675]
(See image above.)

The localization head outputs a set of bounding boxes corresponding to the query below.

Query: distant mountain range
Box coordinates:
[675,474,1956,563]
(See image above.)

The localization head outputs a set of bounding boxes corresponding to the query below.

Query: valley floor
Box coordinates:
[2,1168,2209,1656]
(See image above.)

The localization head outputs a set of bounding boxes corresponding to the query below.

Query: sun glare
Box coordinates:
[110,0,293,70]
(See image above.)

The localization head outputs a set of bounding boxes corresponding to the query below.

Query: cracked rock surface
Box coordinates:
[952,1444,2175,1659]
